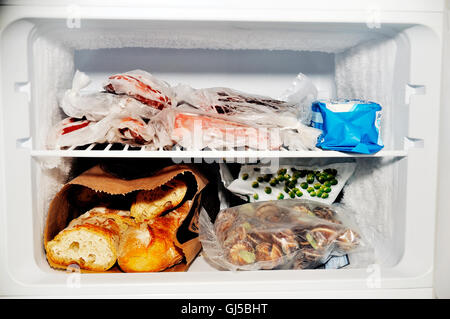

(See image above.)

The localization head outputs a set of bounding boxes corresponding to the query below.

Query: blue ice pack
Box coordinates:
[311,99,384,154]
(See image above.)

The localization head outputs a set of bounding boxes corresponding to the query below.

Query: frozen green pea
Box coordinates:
[289,190,296,198]
[296,190,303,197]
[310,191,316,197]
[330,179,338,185]
[277,168,287,175]
[306,176,315,184]
[253,193,259,200]
[292,187,299,192]
[257,176,264,183]
[324,187,332,193]
[300,182,308,189]
[326,174,334,181]
[314,183,321,190]
[269,179,278,187]
[263,174,272,182]
[307,187,315,193]
[284,186,290,193]
[317,191,323,198]
[242,173,249,180]
[277,193,285,200]
[264,186,272,194]
[318,175,326,183]
[321,193,329,199]
[298,170,307,178]
[252,181,259,188]
[324,181,332,187]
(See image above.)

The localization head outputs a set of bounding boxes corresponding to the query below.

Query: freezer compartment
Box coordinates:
[34,156,407,269]
[0,16,441,296]
[4,154,428,294]
[20,19,420,152]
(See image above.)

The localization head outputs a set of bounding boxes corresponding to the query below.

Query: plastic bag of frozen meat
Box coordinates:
[169,107,283,150]
[174,73,317,129]
[46,113,158,149]
[199,199,364,271]
[60,70,167,121]
[173,73,321,150]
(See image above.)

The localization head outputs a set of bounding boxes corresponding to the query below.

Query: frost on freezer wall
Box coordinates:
[51,23,383,53]
[335,38,399,266]
[32,35,75,152]
[32,35,75,250]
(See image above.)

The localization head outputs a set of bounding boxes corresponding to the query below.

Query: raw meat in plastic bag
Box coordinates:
[61,70,159,121]
[105,116,156,146]
[46,117,108,149]
[104,69,176,110]
[170,109,282,150]
[47,114,160,149]
[174,73,317,129]
[199,199,363,271]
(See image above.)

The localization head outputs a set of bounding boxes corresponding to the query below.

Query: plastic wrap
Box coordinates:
[174,73,317,129]
[61,70,159,121]
[170,107,282,150]
[199,199,363,271]
[50,70,320,151]
[104,69,176,110]
[46,113,160,148]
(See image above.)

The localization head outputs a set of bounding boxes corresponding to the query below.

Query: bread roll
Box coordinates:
[118,201,190,272]
[45,207,135,272]
[130,179,187,222]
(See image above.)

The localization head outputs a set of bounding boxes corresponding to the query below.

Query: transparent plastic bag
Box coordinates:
[199,199,364,271]
[47,113,161,149]
[169,107,282,150]
[174,73,317,129]
[104,69,176,110]
[61,70,160,121]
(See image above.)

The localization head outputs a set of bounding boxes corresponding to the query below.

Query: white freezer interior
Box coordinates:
[0,18,442,297]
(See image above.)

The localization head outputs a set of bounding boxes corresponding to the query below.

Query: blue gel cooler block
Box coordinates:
[311,99,384,154]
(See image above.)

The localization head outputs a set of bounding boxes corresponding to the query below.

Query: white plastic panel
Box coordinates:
[433,0,450,299]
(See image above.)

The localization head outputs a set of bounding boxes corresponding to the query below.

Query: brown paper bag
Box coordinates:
[44,164,208,273]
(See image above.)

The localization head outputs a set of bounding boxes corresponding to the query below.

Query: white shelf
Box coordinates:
[30,144,408,158]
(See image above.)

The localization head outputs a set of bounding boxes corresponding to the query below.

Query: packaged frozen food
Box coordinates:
[174,73,317,129]
[171,109,282,150]
[311,99,384,154]
[49,70,321,151]
[222,162,356,205]
[199,199,363,271]
[61,70,160,121]
[44,164,208,273]
[104,69,176,110]
[46,113,157,149]
[173,73,321,150]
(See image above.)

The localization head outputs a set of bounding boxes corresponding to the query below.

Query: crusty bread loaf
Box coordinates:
[45,207,135,272]
[130,179,187,222]
[118,201,190,272]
